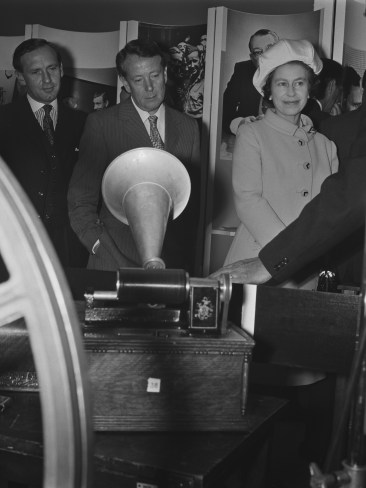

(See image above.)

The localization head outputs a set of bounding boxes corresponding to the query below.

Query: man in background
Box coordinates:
[303,58,344,130]
[341,66,363,112]
[93,91,110,111]
[316,69,366,288]
[68,38,201,274]
[0,38,87,268]
[222,28,279,136]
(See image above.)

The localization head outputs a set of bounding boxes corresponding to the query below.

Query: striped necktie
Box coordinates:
[148,115,164,150]
[42,104,55,145]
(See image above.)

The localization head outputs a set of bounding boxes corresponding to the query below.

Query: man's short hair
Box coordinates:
[93,91,108,101]
[248,29,279,53]
[13,38,62,72]
[342,66,361,100]
[313,58,344,100]
[116,38,166,77]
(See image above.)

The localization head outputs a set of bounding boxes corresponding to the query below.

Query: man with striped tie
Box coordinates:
[0,38,87,268]
[68,39,201,273]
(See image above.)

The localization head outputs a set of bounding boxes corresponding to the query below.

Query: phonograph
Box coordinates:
[75,148,255,432]
[0,148,255,435]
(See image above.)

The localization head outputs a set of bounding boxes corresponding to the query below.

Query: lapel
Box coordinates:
[117,98,153,148]
[164,105,180,152]
[16,96,50,154]
[55,102,76,150]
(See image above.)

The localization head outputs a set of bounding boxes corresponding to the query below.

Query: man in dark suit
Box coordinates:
[0,38,87,268]
[222,29,279,135]
[303,58,344,131]
[316,71,366,287]
[68,39,200,273]
[320,70,366,165]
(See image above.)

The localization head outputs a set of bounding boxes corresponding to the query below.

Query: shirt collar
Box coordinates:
[265,108,316,139]
[27,94,58,114]
[131,97,165,123]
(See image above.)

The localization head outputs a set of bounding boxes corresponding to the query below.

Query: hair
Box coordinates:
[248,29,279,53]
[341,66,361,101]
[116,38,166,77]
[311,58,344,100]
[262,60,316,104]
[93,91,108,101]
[13,38,62,72]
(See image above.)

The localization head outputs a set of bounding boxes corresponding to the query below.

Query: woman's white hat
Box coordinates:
[253,39,323,95]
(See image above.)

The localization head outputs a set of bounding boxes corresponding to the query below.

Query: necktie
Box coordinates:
[148,115,164,150]
[42,104,55,145]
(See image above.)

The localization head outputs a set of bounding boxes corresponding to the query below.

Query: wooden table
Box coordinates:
[0,392,287,488]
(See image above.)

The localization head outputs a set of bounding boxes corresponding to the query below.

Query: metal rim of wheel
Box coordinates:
[0,157,92,487]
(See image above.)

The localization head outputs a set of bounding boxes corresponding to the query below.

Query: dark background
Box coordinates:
[1,0,315,34]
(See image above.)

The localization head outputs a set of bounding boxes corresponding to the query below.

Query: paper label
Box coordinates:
[147,377,161,393]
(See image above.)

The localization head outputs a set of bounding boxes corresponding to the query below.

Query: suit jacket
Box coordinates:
[259,155,366,283]
[302,98,330,131]
[318,104,366,286]
[68,97,201,273]
[222,60,261,135]
[320,104,366,165]
[0,96,87,267]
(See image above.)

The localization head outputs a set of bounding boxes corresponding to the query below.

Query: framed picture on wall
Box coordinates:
[0,70,17,105]
[125,20,207,128]
[28,24,122,108]
[202,6,336,275]
[0,34,26,106]
[59,74,117,113]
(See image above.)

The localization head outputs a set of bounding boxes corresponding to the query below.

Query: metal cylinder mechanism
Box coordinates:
[116,268,189,305]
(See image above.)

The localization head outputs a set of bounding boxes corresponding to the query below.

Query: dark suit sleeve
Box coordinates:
[259,156,366,282]
[222,64,242,134]
[222,61,259,135]
[68,113,107,252]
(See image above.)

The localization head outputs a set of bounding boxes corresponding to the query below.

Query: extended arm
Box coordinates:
[210,156,366,284]
[259,155,366,282]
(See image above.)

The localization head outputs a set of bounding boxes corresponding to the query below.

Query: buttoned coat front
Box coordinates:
[0,95,87,266]
[225,109,339,283]
[68,97,201,273]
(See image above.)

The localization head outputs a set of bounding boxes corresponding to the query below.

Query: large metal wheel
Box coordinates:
[0,157,92,487]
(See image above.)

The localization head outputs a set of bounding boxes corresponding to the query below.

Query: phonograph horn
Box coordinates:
[102,147,191,269]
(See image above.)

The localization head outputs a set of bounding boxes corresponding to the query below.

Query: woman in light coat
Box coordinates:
[225,39,339,290]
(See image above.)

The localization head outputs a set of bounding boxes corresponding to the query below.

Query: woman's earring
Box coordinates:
[269,95,272,100]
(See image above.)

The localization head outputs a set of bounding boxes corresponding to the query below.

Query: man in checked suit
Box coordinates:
[68,39,201,273]
[0,38,87,268]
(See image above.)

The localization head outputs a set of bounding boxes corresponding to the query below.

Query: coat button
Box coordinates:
[274,257,289,271]
[302,190,309,197]
[298,140,305,146]
[303,162,311,170]
[38,192,44,197]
